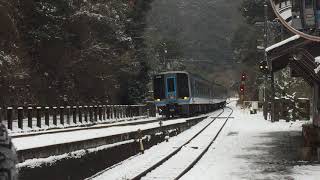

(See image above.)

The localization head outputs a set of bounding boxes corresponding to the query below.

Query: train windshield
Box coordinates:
[153,75,165,99]
[305,0,313,8]
[177,73,189,98]
[167,78,175,92]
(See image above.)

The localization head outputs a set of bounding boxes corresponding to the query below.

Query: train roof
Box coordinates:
[155,71,226,89]
[156,71,209,84]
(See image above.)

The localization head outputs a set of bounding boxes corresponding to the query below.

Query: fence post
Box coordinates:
[102,105,106,120]
[106,105,110,119]
[0,107,2,123]
[84,106,88,122]
[66,106,71,124]
[53,107,57,126]
[72,106,77,124]
[120,105,124,119]
[98,105,102,121]
[115,105,119,119]
[78,106,83,123]
[17,107,23,129]
[7,107,13,130]
[60,106,64,125]
[27,107,33,128]
[36,107,41,128]
[111,105,114,119]
[94,105,98,122]
[45,107,50,127]
[89,106,93,122]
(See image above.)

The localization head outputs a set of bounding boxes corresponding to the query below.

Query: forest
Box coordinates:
[0,0,310,106]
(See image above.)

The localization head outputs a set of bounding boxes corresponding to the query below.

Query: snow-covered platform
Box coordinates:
[90,103,320,180]
[12,114,208,163]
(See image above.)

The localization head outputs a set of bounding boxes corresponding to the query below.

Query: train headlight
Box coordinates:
[183,97,189,100]
[156,99,161,101]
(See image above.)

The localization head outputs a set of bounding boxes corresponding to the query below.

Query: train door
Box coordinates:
[165,76,177,100]
[291,0,303,30]
[302,0,315,29]
[316,0,320,30]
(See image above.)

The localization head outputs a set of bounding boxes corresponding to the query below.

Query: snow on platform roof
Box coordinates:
[265,35,300,52]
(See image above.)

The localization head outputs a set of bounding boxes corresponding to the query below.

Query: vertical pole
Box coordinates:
[60,106,64,125]
[264,2,269,121]
[7,107,13,130]
[0,107,2,123]
[53,107,57,126]
[103,105,106,120]
[84,106,88,122]
[36,107,41,128]
[94,105,98,122]
[17,107,23,129]
[72,106,77,124]
[45,107,50,127]
[27,107,33,128]
[107,105,110,119]
[66,106,71,124]
[79,106,83,123]
[89,106,93,122]
[98,105,102,121]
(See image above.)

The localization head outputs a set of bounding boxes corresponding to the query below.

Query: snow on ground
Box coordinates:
[12,113,209,151]
[141,108,233,180]
[88,110,224,180]
[181,102,320,180]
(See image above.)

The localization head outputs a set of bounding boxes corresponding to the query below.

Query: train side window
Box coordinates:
[177,73,189,98]
[153,75,165,99]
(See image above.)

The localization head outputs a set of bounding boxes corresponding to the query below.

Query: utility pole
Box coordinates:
[263,2,269,120]
[264,1,276,122]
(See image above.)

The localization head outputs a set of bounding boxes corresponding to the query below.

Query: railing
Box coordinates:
[0,105,150,132]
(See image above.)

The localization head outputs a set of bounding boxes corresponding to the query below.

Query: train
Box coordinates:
[275,0,320,32]
[153,71,227,117]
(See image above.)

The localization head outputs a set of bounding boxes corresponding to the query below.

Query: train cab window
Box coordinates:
[153,75,165,99]
[305,0,313,8]
[177,73,189,98]
[167,78,175,92]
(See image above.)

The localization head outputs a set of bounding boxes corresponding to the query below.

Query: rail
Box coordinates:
[131,107,233,180]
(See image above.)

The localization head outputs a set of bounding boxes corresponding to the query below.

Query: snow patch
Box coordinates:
[17,140,134,169]
[266,35,300,52]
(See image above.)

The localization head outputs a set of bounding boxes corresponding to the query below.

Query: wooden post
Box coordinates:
[36,107,41,128]
[7,107,13,130]
[0,107,2,123]
[17,107,23,129]
[60,106,64,125]
[66,106,71,124]
[110,105,114,119]
[102,105,106,120]
[98,105,102,121]
[27,107,33,128]
[89,106,93,122]
[84,106,88,122]
[53,107,57,126]
[94,105,98,122]
[72,106,77,124]
[78,106,83,123]
[45,107,50,127]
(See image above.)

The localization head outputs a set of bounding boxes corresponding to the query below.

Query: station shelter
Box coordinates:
[266,35,320,147]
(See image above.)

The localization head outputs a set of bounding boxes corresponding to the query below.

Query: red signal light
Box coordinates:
[240,84,244,93]
[241,73,246,81]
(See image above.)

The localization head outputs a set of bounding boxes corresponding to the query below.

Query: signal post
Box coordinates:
[239,73,246,104]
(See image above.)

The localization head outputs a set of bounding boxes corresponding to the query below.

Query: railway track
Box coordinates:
[131,106,233,180]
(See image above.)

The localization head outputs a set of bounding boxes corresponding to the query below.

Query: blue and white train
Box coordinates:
[153,71,227,117]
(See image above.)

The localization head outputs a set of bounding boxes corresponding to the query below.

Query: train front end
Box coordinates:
[153,72,190,117]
